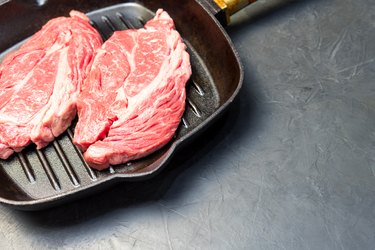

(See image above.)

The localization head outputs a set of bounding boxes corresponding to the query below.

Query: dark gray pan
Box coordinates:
[0,0,243,210]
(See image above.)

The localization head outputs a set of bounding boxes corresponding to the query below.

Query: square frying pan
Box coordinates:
[0,0,250,210]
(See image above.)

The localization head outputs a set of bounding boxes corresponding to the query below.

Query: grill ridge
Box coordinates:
[181,117,190,128]
[101,15,116,32]
[17,152,35,183]
[187,97,202,117]
[90,20,108,39]
[109,166,115,174]
[36,150,61,191]
[191,79,205,96]
[52,141,80,187]
[67,129,97,181]
[137,17,145,25]
[116,12,135,29]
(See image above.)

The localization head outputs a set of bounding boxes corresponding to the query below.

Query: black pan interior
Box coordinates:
[0,0,242,209]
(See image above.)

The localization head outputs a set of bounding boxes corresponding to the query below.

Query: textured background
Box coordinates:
[0,0,375,249]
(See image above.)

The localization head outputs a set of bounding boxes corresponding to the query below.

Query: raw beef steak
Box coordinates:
[0,11,102,159]
[73,9,191,170]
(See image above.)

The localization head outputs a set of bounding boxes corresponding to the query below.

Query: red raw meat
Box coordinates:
[0,11,102,159]
[73,9,191,170]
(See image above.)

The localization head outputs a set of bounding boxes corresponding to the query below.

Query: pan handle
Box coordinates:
[215,0,256,15]
[201,0,256,25]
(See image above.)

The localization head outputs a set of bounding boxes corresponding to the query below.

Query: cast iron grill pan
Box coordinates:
[0,1,242,210]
